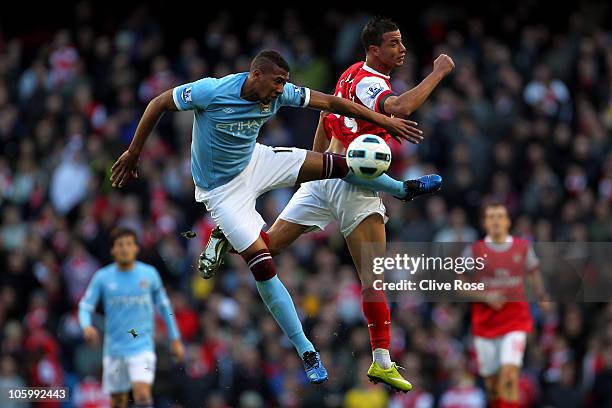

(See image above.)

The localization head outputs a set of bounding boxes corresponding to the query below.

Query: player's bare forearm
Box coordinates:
[310,91,387,127]
[312,113,330,152]
[129,89,177,155]
[307,90,422,143]
[111,89,177,187]
[385,71,445,117]
[528,268,549,301]
[385,54,454,118]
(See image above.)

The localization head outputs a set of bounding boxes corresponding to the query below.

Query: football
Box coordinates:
[346,134,392,179]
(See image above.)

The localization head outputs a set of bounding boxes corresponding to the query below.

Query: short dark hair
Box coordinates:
[250,50,290,73]
[361,16,399,50]
[481,202,508,219]
[110,227,138,246]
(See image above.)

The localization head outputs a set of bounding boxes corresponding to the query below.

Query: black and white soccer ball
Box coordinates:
[346,134,392,179]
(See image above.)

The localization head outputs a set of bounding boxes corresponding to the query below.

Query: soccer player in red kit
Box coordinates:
[202,16,454,392]
[463,203,550,408]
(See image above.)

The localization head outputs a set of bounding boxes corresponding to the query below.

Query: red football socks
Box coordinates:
[361,287,391,350]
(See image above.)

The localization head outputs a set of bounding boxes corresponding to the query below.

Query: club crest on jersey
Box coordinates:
[513,254,522,264]
[293,85,304,96]
[366,83,384,99]
[181,87,192,103]
[139,279,149,289]
[260,102,271,113]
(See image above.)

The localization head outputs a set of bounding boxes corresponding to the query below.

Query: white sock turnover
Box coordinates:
[373,348,392,369]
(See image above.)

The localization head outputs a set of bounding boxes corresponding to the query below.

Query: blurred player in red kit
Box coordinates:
[462,203,550,408]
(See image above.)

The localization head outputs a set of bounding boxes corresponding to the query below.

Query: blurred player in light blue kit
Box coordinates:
[78,227,184,408]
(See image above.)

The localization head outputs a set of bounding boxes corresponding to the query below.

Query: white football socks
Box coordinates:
[373,348,392,369]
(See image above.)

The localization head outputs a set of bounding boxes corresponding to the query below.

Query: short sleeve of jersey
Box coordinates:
[173,77,218,111]
[355,76,392,113]
[279,82,310,108]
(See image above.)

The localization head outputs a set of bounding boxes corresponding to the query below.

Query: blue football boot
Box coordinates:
[302,351,328,384]
[395,174,442,202]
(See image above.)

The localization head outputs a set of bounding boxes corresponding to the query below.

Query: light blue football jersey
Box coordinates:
[78,261,180,358]
[172,72,310,190]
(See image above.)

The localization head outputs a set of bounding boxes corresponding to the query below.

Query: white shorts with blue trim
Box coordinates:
[103,351,156,394]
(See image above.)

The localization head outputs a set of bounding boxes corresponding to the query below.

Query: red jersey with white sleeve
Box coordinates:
[323,61,394,148]
[466,236,539,338]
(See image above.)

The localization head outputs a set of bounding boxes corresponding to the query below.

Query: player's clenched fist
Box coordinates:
[433,54,455,77]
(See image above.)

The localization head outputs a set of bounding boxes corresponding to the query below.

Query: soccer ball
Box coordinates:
[346,134,391,179]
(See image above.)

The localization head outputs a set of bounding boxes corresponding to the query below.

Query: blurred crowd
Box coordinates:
[0,2,611,407]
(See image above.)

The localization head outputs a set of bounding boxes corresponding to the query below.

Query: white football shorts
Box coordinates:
[278,178,388,237]
[102,351,156,394]
[195,143,307,253]
[474,331,527,377]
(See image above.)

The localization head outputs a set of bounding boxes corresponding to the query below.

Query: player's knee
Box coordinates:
[497,365,519,397]
[265,233,284,256]
[132,385,152,403]
[110,394,128,408]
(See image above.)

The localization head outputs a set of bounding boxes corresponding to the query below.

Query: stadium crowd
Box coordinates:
[0,2,611,407]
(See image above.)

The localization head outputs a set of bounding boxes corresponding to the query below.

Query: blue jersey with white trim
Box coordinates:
[172,72,310,190]
[78,261,180,357]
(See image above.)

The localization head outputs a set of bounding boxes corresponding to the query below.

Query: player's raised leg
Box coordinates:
[296,151,441,202]
[345,214,412,393]
[240,235,328,384]
[265,220,310,256]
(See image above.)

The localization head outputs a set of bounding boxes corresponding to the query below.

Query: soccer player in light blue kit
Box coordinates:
[110,50,424,384]
[79,227,184,408]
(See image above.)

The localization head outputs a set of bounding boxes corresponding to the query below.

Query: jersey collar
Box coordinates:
[484,235,513,244]
[362,63,391,79]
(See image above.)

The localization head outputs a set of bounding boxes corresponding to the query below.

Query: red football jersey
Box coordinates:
[469,236,539,338]
[323,61,394,148]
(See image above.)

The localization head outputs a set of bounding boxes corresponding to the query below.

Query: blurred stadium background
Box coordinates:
[0,1,611,407]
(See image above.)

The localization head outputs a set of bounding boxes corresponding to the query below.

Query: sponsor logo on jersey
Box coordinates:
[216,118,267,135]
[366,83,384,99]
[109,294,150,306]
[181,87,192,103]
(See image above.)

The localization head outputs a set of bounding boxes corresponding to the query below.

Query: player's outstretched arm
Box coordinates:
[307,90,423,144]
[110,89,178,188]
[383,54,455,118]
[312,112,331,153]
